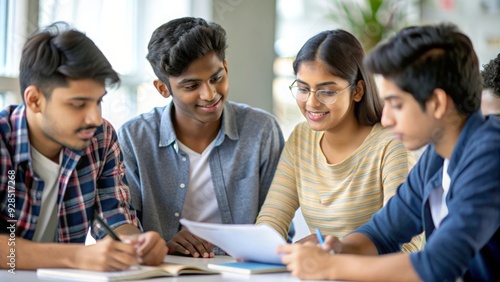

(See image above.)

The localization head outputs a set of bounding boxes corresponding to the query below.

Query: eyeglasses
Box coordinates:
[289,80,352,105]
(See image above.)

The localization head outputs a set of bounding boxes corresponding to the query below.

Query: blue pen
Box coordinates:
[315,228,325,246]
[316,228,335,255]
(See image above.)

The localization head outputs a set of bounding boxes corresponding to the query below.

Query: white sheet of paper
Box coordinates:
[180,219,286,264]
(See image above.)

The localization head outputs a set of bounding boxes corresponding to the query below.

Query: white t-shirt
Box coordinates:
[430,159,450,229]
[178,140,222,224]
[31,146,62,242]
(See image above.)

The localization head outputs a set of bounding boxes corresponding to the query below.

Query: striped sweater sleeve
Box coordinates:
[256,131,300,239]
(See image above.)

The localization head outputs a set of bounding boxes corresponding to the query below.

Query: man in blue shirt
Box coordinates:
[277,23,500,281]
[118,17,285,258]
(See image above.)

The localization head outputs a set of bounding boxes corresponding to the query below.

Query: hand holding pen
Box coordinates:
[315,228,335,255]
[94,214,142,269]
[94,215,122,241]
[94,214,143,248]
[65,215,140,271]
[94,214,167,267]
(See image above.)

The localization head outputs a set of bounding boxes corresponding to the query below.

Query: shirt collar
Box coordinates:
[447,110,484,174]
[158,101,240,150]
[219,101,239,142]
[158,102,176,148]
[11,104,31,164]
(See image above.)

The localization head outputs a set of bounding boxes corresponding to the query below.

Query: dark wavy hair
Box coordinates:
[19,21,120,101]
[146,17,227,83]
[365,23,482,116]
[292,29,383,126]
[481,53,500,97]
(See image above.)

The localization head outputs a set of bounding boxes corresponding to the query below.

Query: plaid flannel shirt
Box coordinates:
[0,104,139,242]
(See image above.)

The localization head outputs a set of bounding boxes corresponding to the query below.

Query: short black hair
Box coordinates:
[146,17,227,83]
[481,53,500,97]
[293,29,383,126]
[365,23,482,116]
[19,21,120,101]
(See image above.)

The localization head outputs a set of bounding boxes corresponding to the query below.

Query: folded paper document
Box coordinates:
[180,218,287,265]
[36,263,217,281]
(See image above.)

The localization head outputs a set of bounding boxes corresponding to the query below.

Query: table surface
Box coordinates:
[0,255,311,282]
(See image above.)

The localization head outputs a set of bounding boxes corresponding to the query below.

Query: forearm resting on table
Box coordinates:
[337,233,379,255]
[0,235,82,270]
[341,232,424,255]
[329,253,421,282]
[327,234,421,281]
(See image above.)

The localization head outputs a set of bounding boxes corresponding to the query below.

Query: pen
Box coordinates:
[94,214,142,269]
[94,214,122,241]
[315,228,325,247]
[316,228,335,255]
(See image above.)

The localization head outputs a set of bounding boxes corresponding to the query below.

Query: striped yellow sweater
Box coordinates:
[256,122,422,252]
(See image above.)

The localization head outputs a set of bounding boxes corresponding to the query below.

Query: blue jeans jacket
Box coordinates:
[117,101,285,251]
[356,111,500,282]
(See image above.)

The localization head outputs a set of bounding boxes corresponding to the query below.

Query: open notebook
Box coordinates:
[36,263,218,281]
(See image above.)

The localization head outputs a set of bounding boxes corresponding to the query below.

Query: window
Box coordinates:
[0,0,25,108]
[38,0,192,129]
[274,0,337,137]
[0,0,8,74]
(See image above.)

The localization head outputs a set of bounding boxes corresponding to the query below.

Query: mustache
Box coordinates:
[75,126,98,133]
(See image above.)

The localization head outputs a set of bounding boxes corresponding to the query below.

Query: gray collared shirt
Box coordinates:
[117,101,284,243]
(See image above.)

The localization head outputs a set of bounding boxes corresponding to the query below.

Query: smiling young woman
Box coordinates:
[256,29,422,252]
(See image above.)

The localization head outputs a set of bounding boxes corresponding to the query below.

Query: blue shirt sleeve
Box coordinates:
[356,132,500,281]
[410,141,500,282]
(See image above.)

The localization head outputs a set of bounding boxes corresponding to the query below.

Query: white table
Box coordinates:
[0,255,304,282]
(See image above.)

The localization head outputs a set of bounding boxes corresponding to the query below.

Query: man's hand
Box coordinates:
[132,231,168,265]
[167,228,214,258]
[73,236,138,271]
[277,242,335,280]
[294,233,319,245]
[113,224,167,265]
[323,235,343,254]
[295,233,342,255]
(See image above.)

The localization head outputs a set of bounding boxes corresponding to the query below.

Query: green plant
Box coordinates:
[327,0,417,51]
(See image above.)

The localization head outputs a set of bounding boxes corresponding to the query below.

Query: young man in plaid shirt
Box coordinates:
[0,22,167,271]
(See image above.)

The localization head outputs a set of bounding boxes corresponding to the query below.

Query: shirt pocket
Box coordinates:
[230,174,260,220]
[234,174,259,196]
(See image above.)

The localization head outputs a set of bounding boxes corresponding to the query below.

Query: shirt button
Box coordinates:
[180,183,185,188]
[182,157,187,161]
[174,212,180,217]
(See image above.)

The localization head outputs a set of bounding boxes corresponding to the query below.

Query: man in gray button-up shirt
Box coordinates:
[117,17,285,258]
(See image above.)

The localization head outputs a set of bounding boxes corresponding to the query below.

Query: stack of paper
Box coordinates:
[180,218,287,267]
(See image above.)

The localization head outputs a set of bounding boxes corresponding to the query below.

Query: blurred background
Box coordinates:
[2,0,500,137]
[1,0,500,240]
